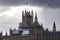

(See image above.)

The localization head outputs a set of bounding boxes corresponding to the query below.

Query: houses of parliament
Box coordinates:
[0,10,60,40]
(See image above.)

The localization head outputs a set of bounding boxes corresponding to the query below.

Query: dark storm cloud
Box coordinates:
[30,0,60,8]
[0,0,25,6]
[0,0,60,8]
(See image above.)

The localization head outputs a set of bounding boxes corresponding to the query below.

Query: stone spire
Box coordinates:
[53,22,56,32]
[35,12,38,23]
[33,12,40,26]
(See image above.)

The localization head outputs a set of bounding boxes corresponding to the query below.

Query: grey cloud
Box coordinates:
[30,0,60,8]
[0,15,21,35]
[0,7,10,13]
[0,0,60,8]
[0,0,25,6]
[37,8,60,31]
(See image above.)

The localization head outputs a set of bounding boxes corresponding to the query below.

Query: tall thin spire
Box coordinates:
[34,12,39,25]
[53,22,56,32]
[34,12,40,26]
[35,12,38,22]
[53,22,56,27]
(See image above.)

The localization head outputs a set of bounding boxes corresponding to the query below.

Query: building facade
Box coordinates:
[0,10,60,40]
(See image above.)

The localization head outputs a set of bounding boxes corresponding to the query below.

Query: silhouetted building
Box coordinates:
[0,10,60,40]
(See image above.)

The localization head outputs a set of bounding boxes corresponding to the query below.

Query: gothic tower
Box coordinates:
[53,22,56,32]
[22,10,33,27]
[30,12,44,40]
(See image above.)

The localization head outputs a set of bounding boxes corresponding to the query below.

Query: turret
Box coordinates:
[22,11,24,16]
[22,11,24,23]
[5,32,7,36]
[10,28,13,35]
[1,31,2,36]
[31,10,33,16]
[46,28,49,32]
[0,31,2,40]
[25,10,26,14]
[41,23,43,27]
[40,23,44,30]
[53,22,56,32]
[31,10,33,22]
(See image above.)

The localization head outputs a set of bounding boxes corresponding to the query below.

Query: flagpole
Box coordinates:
[25,0,28,11]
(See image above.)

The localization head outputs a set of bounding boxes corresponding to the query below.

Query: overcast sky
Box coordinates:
[0,0,60,35]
